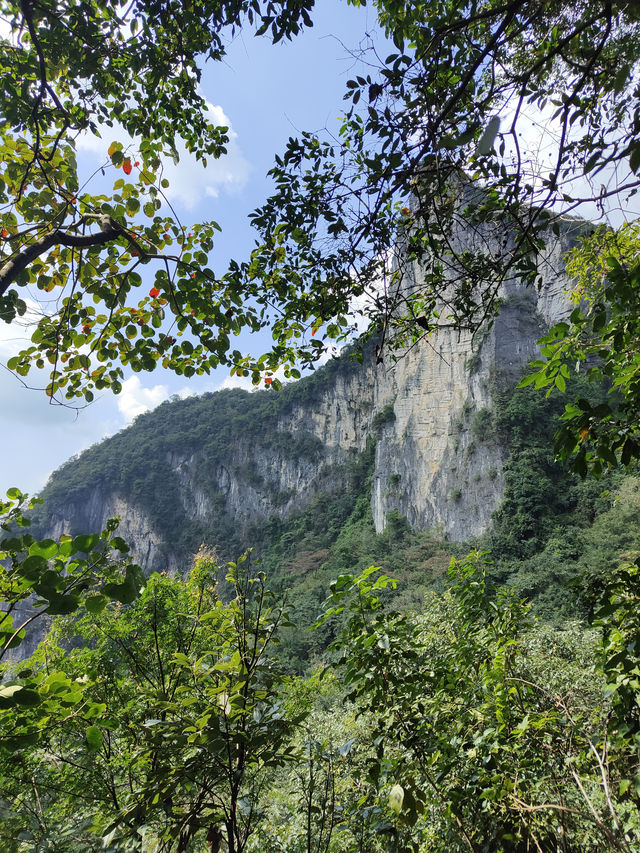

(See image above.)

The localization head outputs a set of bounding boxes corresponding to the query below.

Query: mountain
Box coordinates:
[33,217,586,574]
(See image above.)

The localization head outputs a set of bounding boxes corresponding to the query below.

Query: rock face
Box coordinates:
[49,492,165,571]
[39,218,585,571]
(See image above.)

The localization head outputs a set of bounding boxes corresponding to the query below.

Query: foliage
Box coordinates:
[318,554,640,852]
[246,670,387,853]
[5,457,640,850]
[4,0,640,394]
[522,223,640,475]
[0,550,303,852]
[490,381,607,561]
[589,555,640,755]
[371,401,396,431]
[0,0,317,401]
[0,487,145,751]
[481,378,640,618]
[470,407,493,443]
[4,3,640,847]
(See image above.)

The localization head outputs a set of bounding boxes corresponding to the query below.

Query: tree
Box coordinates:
[0,0,316,402]
[224,0,640,478]
[247,669,397,853]
[6,4,640,848]
[520,222,640,474]
[0,490,144,660]
[0,488,145,747]
[0,550,303,852]
[317,556,640,852]
[0,0,313,759]
[229,0,640,375]
[4,0,640,400]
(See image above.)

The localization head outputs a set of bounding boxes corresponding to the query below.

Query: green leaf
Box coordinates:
[85,725,103,752]
[516,372,539,388]
[103,565,143,604]
[72,533,100,553]
[29,539,58,559]
[109,536,130,553]
[11,688,42,708]
[48,594,81,615]
[84,594,108,614]
[20,554,47,579]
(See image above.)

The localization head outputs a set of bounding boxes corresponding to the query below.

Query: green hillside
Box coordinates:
[34,358,639,668]
[33,350,367,562]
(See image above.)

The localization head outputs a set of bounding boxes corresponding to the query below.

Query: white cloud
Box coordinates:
[112,369,287,431]
[117,376,170,423]
[314,344,342,366]
[76,101,250,210]
[0,325,29,360]
[218,373,258,392]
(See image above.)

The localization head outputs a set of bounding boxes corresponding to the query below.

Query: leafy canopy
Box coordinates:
[0,489,144,668]
[0,0,315,402]
[0,551,303,852]
[519,223,640,474]
[317,555,640,852]
[4,0,640,403]
[235,0,640,376]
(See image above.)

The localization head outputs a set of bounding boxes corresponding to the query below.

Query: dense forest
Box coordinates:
[2,0,640,850]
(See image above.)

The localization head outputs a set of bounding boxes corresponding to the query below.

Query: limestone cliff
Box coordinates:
[37,218,583,571]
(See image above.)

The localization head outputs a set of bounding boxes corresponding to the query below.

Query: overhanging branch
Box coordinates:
[0,216,137,297]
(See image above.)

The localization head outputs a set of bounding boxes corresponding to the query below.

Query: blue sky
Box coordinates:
[0,3,385,497]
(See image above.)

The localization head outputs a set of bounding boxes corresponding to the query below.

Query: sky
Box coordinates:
[0,2,385,497]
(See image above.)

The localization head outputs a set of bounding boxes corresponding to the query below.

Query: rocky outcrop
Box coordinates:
[49,491,166,570]
[38,217,583,570]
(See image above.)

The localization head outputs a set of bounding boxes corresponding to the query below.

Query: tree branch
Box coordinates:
[0,216,134,297]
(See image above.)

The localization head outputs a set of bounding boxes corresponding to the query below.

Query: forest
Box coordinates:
[2,0,640,850]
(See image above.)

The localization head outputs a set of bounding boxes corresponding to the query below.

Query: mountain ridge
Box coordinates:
[33,217,585,573]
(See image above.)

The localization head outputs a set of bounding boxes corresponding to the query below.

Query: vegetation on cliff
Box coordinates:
[32,348,368,561]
